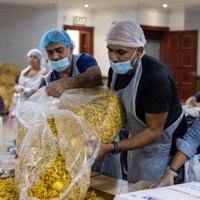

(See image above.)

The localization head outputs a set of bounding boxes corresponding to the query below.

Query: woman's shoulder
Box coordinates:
[21,65,31,74]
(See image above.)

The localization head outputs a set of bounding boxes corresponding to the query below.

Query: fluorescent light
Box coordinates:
[163,4,168,8]
[84,4,89,8]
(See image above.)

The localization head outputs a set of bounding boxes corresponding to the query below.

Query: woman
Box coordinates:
[16,48,46,102]
[7,48,46,151]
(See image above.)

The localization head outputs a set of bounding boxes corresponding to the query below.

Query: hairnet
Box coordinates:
[105,21,146,48]
[27,48,43,61]
[39,29,72,50]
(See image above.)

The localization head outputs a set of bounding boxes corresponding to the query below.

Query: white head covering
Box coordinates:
[27,48,43,61]
[105,21,146,48]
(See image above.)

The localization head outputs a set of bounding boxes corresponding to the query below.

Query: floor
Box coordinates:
[0,114,16,152]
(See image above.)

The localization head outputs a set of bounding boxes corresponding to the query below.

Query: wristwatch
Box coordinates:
[111,141,121,155]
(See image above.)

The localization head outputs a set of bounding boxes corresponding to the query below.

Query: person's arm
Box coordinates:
[97,111,168,160]
[149,151,188,188]
[46,66,102,98]
[185,96,197,107]
[170,151,189,171]
[150,116,200,188]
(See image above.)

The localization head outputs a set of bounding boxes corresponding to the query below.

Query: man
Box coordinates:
[39,29,103,97]
[97,21,188,183]
[150,115,200,188]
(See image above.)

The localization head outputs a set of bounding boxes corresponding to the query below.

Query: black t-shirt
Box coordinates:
[108,54,187,142]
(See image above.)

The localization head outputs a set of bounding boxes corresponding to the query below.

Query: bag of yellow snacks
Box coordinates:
[28,86,124,143]
[15,91,101,200]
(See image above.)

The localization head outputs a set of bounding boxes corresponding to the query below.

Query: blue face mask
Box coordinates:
[49,57,71,72]
[110,49,137,74]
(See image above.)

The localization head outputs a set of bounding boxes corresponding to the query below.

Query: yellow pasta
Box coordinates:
[27,117,84,199]
[14,87,123,199]
[0,177,106,200]
[138,186,150,190]
[0,177,19,200]
[60,87,124,143]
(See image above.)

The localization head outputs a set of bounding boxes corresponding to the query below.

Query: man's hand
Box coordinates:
[96,142,113,160]
[46,79,66,98]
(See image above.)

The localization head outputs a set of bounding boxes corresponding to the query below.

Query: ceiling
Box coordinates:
[1,0,200,12]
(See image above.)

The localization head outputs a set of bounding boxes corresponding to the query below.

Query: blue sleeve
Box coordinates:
[195,92,200,102]
[176,115,200,158]
[42,79,47,86]
[76,53,98,73]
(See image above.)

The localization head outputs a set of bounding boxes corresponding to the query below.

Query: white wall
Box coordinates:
[137,6,169,27]
[93,9,137,77]
[57,7,94,28]
[93,7,170,77]
[197,31,200,76]
[185,10,200,76]
[0,4,57,67]
[0,4,200,76]
[169,11,185,30]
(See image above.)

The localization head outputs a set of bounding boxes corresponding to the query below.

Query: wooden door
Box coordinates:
[79,31,91,53]
[63,25,94,55]
[162,31,198,101]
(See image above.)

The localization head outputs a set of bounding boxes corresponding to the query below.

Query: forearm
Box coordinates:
[185,96,196,106]
[170,151,189,171]
[118,128,161,151]
[118,112,167,151]
[176,116,200,159]
[63,72,102,89]
[61,68,102,89]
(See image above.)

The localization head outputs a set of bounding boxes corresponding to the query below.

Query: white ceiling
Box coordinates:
[1,0,200,12]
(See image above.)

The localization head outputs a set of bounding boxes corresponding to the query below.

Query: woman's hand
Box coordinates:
[15,85,24,93]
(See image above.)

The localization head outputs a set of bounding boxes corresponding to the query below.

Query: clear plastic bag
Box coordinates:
[15,88,101,200]
[28,86,125,143]
[182,105,200,127]
[184,154,200,183]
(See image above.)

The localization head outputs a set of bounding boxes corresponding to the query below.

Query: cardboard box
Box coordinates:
[114,182,200,200]
[90,173,134,196]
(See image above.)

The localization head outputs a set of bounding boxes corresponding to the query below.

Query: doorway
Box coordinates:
[63,25,94,56]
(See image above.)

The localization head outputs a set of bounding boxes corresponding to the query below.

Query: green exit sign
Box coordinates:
[73,16,86,25]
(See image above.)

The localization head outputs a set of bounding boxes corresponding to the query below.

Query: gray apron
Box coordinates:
[110,59,184,183]
[92,134,123,179]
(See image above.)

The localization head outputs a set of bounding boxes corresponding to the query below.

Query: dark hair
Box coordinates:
[15,76,19,84]
[0,96,5,114]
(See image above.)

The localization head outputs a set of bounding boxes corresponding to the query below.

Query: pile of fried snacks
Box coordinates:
[60,87,124,143]
[0,177,19,200]
[138,186,150,190]
[0,177,106,200]
[16,113,99,199]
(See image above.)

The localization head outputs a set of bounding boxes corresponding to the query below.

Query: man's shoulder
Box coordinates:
[141,54,171,76]
[77,53,95,61]
[76,53,97,67]
[141,54,164,66]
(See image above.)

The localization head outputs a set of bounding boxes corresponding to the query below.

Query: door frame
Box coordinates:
[140,25,169,61]
[63,25,94,55]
